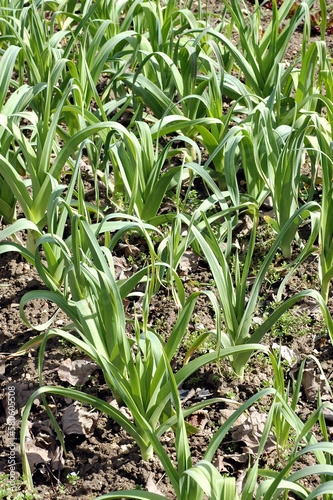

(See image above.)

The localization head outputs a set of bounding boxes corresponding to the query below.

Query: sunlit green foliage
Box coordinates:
[1,0,333,497]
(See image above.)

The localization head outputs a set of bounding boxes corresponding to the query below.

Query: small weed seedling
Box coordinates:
[66,472,79,486]
[0,474,39,500]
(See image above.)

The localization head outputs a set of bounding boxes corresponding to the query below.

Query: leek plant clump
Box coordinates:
[18,210,267,466]
[1,0,333,497]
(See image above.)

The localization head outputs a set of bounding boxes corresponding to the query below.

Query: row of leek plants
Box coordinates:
[0,0,331,202]
[0,2,333,355]
[13,199,333,497]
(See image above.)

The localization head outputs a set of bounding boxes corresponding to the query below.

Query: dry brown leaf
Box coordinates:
[31,420,56,448]
[24,420,64,472]
[226,453,249,464]
[272,343,298,367]
[159,198,175,214]
[232,410,266,440]
[186,410,209,430]
[25,442,50,472]
[213,455,228,473]
[133,296,144,316]
[213,452,249,476]
[146,473,164,495]
[57,358,99,386]
[118,242,141,258]
[220,409,247,428]
[232,411,275,455]
[108,398,134,421]
[113,256,131,280]
[62,402,99,437]
[293,299,319,315]
[50,445,64,471]
[179,250,200,275]
[3,382,39,417]
[323,408,333,425]
[233,214,254,239]
[236,470,248,498]
[180,388,196,404]
[302,360,331,403]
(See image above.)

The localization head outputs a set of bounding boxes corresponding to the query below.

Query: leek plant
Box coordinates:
[0,45,46,223]
[157,192,255,299]
[132,0,198,57]
[0,145,104,286]
[193,40,332,193]
[119,25,258,186]
[239,106,316,258]
[0,2,70,86]
[90,0,142,38]
[182,202,333,377]
[218,80,333,257]
[320,47,333,133]
[123,47,254,124]
[0,0,24,42]
[123,30,254,116]
[257,413,333,499]
[0,79,77,248]
[103,123,200,220]
[55,106,208,222]
[0,80,156,250]
[313,123,333,302]
[21,357,277,496]
[244,368,333,499]
[149,110,238,189]
[65,24,139,113]
[278,113,333,303]
[269,348,306,456]
[217,0,314,97]
[61,94,233,204]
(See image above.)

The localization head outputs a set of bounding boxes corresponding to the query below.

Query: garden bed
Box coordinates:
[1,0,333,499]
